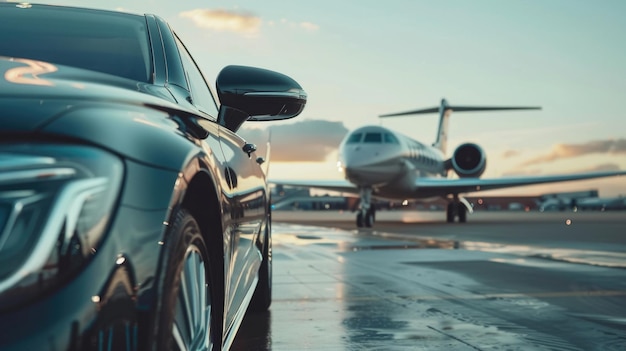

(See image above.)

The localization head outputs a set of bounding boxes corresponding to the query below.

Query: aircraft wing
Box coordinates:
[269,179,358,195]
[414,170,626,196]
[271,171,625,199]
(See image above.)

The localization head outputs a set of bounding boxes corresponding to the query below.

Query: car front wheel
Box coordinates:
[154,210,217,351]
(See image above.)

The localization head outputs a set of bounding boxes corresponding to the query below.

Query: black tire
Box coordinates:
[458,203,467,223]
[356,212,364,227]
[446,202,455,223]
[249,222,272,312]
[153,210,219,351]
[364,211,374,228]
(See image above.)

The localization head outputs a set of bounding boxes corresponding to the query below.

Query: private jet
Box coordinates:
[271,99,626,227]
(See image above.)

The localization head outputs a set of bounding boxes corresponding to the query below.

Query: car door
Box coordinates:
[172,33,265,331]
[216,126,266,326]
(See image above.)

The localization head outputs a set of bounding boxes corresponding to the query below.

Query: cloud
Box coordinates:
[239,119,349,162]
[179,9,261,35]
[576,163,622,173]
[268,19,320,32]
[520,138,626,167]
[300,22,320,32]
[500,169,543,177]
[501,149,520,158]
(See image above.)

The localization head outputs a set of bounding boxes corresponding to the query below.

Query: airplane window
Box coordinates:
[384,133,400,144]
[364,133,382,143]
[347,133,363,144]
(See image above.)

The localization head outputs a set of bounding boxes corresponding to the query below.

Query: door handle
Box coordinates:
[242,143,257,157]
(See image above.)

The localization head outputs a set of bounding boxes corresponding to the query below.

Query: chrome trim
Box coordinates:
[222,274,259,350]
[0,154,54,169]
[0,168,76,184]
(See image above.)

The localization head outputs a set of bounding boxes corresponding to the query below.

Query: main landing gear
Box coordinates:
[356,187,375,228]
[446,195,467,223]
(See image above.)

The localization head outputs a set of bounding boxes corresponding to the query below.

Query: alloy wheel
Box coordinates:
[172,246,213,351]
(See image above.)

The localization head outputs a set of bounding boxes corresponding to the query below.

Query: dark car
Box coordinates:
[0,3,306,350]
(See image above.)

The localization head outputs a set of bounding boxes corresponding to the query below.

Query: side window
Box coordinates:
[383,133,399,144]
[174,35,219,118]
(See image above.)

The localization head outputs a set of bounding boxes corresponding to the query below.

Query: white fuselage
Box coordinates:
[337,125,446,199]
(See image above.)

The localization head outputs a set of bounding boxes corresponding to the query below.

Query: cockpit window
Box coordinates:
[384,133,399,144]
[364,133,382,143]
[346,133,363,144]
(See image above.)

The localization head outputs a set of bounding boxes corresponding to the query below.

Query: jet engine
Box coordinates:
[447,143,487,178]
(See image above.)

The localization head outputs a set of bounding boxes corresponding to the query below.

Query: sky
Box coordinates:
[10,0,626,197]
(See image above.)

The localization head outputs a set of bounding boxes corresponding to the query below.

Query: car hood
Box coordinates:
[0,56,182,131]
[0,57,217,172]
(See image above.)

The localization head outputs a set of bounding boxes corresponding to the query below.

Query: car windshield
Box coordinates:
[0,5,151,82]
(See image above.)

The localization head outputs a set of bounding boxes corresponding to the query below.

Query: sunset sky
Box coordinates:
[11,0,626,197]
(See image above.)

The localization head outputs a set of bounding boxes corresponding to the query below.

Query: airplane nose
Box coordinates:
[340,147,370,170]
[340,146,389,180]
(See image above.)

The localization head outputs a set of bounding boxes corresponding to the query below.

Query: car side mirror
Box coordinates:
[216,65,307,131]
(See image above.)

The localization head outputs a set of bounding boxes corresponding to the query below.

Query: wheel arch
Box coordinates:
[181,169,225,285]
[179,162,226,345]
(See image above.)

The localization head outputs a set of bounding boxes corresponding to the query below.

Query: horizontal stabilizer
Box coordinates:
[380,105,541,117]
[379,98,542,155]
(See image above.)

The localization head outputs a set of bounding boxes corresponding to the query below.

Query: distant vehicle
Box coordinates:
[537,189,600,211]
[539,198,569,211]
[538,194,626,212]
[0,3,306,350]
[576,197,626,211]
[272,196,347,211]
[272,99,626,227]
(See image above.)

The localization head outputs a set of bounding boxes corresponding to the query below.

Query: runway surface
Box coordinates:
[232,211,626,350]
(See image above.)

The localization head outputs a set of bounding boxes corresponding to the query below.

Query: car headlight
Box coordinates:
[0,143,123,309]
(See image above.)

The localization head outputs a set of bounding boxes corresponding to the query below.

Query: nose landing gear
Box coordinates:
[356,207,375,228]
[356,187,375,228]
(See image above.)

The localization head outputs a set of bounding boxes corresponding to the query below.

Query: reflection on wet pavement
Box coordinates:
[233,215,626,350]
[283,221,626,268]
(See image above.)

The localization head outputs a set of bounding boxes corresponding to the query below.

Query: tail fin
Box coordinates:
[379,99,541,155]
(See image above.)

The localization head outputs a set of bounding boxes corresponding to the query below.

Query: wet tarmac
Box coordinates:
[232,211,626,350]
